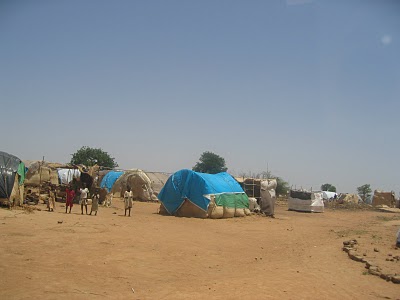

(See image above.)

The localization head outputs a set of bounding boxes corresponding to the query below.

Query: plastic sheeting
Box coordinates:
[322,191,337,200]
[0,151,22,198]
[100,171,124,192]
[157,169,248,215]
[288,190,324,212]
[57,168,81,185]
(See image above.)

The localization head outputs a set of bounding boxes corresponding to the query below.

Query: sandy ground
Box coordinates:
[1,200,400,300]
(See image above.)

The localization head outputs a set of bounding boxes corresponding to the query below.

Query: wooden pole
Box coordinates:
[38,156,44,202]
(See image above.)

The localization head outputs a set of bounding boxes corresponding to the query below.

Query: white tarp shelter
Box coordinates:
[57,168,81,185]
[288,190,324,212]
[322,191,337,200]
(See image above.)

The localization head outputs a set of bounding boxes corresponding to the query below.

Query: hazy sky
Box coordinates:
[1,0,399,193]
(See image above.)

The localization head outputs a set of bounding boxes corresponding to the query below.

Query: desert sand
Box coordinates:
[1,200,399,300]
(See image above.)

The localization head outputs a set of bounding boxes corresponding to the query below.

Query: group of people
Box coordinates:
[64,184,99,216]
[61,184,134,217]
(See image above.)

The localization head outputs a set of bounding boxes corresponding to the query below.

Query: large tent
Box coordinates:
[100,171,124,192]
[0,151,25,206]
[158,169,249,217]
[111,169,169,202]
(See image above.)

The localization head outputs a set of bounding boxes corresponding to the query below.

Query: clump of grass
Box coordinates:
[371,234,382,240]
[336,229,368,237]
[376,215,400,222]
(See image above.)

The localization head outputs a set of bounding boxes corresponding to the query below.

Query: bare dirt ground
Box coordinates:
[1,200,399,300]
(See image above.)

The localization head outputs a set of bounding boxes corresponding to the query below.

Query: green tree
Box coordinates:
[275,176,289,197]
[321,183,337,192]
[357,184,372,203]
[192,151,227,174]
[70,146,118,168]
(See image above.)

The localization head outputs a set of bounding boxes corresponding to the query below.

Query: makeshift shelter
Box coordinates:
[372,190,396,207]
[111,170,169,202]
[0,151,25,206]
[24,161,60,186]
[322,191,338,200]
[337,193,360,204]
[158,169,249,218]
[57,168,81,185]
[288,190,324,212]
[24,161,95,204]
[100,171,124,192]
[94,170,111,188]
[235,177,263,203]
[25,161,93,187]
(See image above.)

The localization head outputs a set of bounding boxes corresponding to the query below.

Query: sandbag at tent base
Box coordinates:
[158,195,251,219]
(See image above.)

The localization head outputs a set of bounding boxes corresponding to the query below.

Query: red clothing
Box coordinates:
[66,189,75,207]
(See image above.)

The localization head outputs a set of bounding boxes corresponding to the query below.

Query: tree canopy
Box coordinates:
[275,177,289,197]
[192,151,227,174]
[357,184,372,203]
[321,183,337,192]
[70,146,118,168]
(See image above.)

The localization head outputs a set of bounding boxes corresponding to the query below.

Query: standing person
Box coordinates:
[65,185,75,214]
[90,189,99,216]
[124,186,133,217]
[260,179,276,218]
[48,189,56,212]
[80,184,89,215]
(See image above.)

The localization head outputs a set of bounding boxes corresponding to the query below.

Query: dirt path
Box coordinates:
[1,201,399,299]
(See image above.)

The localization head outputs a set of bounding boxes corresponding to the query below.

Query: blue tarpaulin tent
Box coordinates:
[158,169,248,215]
[100,171,124,192]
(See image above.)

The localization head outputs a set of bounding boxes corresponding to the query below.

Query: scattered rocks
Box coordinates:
[392,276,400,284]
[348,252,364,262]
[342,246,352,253]
[368,266,381,276]
[364,260,374,268]
[343,240,400,284]
[57,220,63,224]
[380,273,393,282]
[343,239,358,246]
[342,239,358,254]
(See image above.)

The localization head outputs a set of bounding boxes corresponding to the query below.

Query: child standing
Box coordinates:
[65,186,75,214]
[90,190,99,216]
[124,186,133,217]
[48,189,56,212]
[80,184,89,215]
